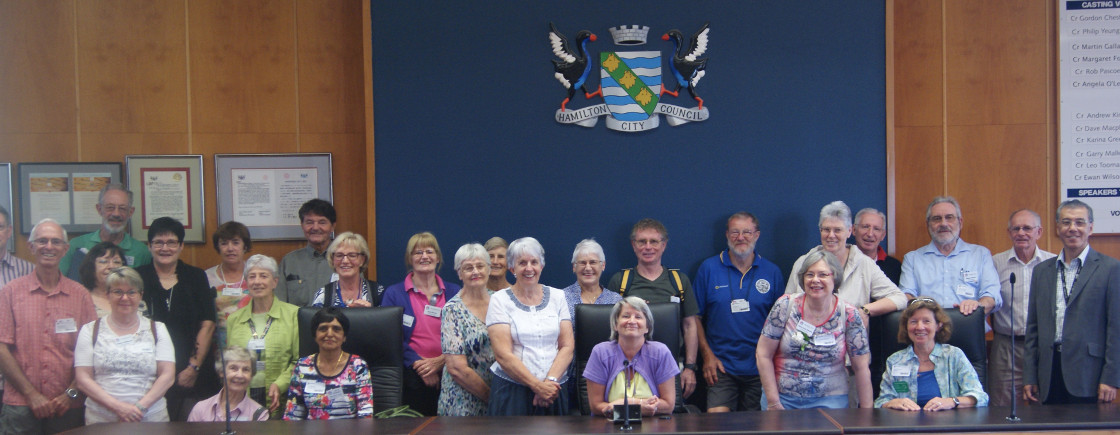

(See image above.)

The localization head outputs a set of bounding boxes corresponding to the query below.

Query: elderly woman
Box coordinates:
[583,297,678,417]
[284,308,374,420]
[485,237,512,291]
[785,201,906,325]
[206,221,252,349]
[382,232,461,415]
[137,216,218,420]
[875,298,987,410]
[309,232,385,308]
[757,250,872,409]
[75,267,175,423]
[562,239,622,323]
[486,237,575,416]
[226,254,301,417]
[188,347,270,421]
[438,243,496,416]
[78,241,127,317]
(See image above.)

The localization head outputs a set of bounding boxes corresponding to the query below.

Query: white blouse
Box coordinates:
[486,286,571,383]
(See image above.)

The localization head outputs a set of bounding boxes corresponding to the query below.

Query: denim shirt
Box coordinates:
[874,343,988,407]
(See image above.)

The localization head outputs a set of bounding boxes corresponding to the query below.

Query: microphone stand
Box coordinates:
[621,360,633,431]
[218,347,236,435]
[1007,272,1020,422]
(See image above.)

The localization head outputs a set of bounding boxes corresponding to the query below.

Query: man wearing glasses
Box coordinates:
[607,218,701,402]
[59,184,152,280]
[989,209,1055,407]
[0,206,34,416]
[0,219,97,434]
[899,196,1002,317]
[1024,199,1120,404]
[692,212,783,412]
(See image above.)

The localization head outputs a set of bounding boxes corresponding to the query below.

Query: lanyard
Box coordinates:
[1059,260,1082,304]
[248,316,274,340]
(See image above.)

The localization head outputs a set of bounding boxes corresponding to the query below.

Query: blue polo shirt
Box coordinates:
[693,250,784,376]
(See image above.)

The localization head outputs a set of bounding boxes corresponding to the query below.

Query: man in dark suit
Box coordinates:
[1024,199,1120,404]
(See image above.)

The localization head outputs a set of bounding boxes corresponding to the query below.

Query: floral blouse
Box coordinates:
[874,343,988,407]
[437,292,495,416]
[283,354,373,420]
[760,293,869,398]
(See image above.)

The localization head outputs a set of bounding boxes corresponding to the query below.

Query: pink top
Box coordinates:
[405,273,447,358]
[0,272,97,407]
[188,390,269,422]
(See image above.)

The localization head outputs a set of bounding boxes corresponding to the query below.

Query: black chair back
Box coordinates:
[573,302,680,415]
[870,307,987,398]
[298,306,404,413]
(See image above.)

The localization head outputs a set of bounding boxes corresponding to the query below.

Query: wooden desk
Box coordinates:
[821,404,1120,433]
[413,410,841,434]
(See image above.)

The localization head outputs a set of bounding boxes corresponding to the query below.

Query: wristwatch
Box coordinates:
[546,376,559,383]
[951,397,960,408]
[859,306,871,316]
[684,363,698,371]
[136,404,149,414]
[65,388,80,400]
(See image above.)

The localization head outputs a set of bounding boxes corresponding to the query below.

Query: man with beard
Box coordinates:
[59,184,151,280]
[899,196,1001,317]
[692,212,783,411]
[852,208,902,284]
[276,199,338,307]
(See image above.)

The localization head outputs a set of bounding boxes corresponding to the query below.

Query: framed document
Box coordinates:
[0,163,13,252]
[125,155,206,243]
[214,153,333,240]
[17,162,123,235]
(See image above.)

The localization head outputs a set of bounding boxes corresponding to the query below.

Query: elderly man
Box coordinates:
[852,208,902,284]
[989,209,1055,407]
[900,196,1001,317]
[0,219,97,434]
[276,199,339,307]
[59,183,151,279]
[607,218,700,399]
[0,206,34,412]
[693,212,783,412]
[1025,200,1120,405]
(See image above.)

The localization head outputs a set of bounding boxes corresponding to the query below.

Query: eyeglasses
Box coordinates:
[634,238,663,247]
[109,289,141,298]
[412,249,436,257]
[803,272,833,280]
[460,263,489,273]
[856,223,883,232]
[928,214,958,224]
[819,227,847,235]
[150,240,180,248]
[728,230,758,238]
[32,238,67,247]
[1009,225,1038,233]
[909,297,938,306]
[96,258,125,266]
[332,252,364,261]
[1059,219,1090,229]
[100,204,130,214]
[575,260,601,267]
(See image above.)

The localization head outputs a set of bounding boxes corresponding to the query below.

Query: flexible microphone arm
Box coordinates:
[621,359,633,431]
[1007,273,1020,422]
[218,347,236,435]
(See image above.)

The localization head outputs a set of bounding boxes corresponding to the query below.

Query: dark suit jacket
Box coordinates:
[1025,248,1120,401]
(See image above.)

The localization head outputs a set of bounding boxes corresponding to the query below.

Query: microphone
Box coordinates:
[1007,272,1020,422]
[218,346,236,435]
[621,360,633,431]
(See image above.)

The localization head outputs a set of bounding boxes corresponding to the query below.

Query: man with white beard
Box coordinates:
[59,184,151,280]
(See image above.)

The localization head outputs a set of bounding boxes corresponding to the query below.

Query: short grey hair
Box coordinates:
[454,243,490,271]
[1008,209,1042,228]
[570,238,605,264]
[854,208,887,231]
[98,183,134,206]
[30,218,68,241]
[215,346,257,377]
[819,201,852,230]
[244,254,279,279]
[796,250,845,292]
[507,237,545,267]
[1056,199,1094,223]
[926,196,962,221]
[609,296,655,342]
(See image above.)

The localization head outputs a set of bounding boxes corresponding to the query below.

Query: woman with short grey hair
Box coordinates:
[562,238,621,324]
[438,243,497,416]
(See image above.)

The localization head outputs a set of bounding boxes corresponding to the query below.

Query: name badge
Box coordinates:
[730,299,750,313]
[955,284,975,299]
[305,382,326,395]
[814,333,837,346]
[402,314,415,328]
[893,381,910,393]
[961,270,978,283]
[222,287,244,297]
[891,365,911,377]
[329,273,340,283]
[247,338,266,351]
[796,320,816,336]
[136,344,154,354]
[423,304,442,318]
[116,336,135,346]
[55,318,78,334]
[326,386,349,404]
[669,296,681,304]
[256,360,266,372]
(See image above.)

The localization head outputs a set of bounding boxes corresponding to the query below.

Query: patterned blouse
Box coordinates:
[283,354,374,420]
[874,343,988,407]
[760,293,869,398]
[561,283,622,327]
[437,292,495,416]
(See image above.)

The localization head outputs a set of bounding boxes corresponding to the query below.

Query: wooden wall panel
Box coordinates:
[296,0,364,134]
[299,133,365,233]
[944,0,1048,126]
[189,0,298,134]
[893,126,944,254]
[80,134,189,162]
[76,0,187,134]
[0,0,77,134]
[893,0,943,127]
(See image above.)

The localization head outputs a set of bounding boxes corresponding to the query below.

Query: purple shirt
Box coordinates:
[0,251,33,289]
[582,340,679,399]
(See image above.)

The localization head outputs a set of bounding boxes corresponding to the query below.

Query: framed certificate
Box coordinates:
[214,153,333,240]
[125,155,206,243]
[0,163,13,252]
[17,162,123,235]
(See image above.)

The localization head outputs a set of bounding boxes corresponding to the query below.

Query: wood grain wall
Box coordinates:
[0,0,372,273]
[888,0,1120,259]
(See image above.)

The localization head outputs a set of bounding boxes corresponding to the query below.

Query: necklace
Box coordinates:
[217,263,242,287]
[318,351,346,373]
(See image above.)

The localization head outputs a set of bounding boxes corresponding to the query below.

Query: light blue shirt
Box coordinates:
[875,343,989,407]
[899,240,1002,314]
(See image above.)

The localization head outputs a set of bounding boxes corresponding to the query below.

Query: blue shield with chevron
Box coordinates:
[600,51,661,121]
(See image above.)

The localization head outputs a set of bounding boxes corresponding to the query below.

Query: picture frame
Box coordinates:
[214,153,333,241]
[0,163,13,253]
[125,155,206,243]
[17,162,123,235]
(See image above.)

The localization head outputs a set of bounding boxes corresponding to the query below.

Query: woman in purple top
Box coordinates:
[583,297,679,417]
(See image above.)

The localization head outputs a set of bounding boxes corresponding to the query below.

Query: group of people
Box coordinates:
[0,184,1116,434]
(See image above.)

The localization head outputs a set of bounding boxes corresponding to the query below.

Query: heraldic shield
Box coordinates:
[600,51,661,125]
